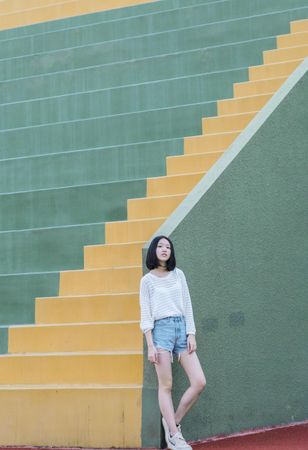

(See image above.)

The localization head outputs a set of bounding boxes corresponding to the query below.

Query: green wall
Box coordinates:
[142,62,308,446]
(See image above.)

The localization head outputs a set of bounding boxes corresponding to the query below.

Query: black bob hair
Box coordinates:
[146,235,176,271]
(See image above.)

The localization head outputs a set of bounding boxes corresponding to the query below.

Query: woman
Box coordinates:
[139,235,206,450]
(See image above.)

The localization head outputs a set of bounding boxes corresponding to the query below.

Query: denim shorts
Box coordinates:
[152,316,187,361]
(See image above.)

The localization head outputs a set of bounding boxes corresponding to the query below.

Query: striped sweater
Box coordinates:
[139,267,196,335]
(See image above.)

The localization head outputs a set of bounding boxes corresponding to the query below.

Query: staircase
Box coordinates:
[0,0,307,447]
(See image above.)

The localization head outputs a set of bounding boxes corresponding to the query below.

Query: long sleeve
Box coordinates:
[179,270,196,335]
[139,277,154,333]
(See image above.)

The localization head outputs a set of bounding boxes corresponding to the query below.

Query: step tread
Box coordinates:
[0,350,143,357]
[0,383,142,390]
[10,320,140,329]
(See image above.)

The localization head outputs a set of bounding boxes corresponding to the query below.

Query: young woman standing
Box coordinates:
[139,235,206,450]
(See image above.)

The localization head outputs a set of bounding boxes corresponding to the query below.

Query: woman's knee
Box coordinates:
[158,377,173,393]
[193,376,206,394]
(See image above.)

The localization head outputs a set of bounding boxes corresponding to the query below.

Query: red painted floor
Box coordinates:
[193,421,308,450]
[0,421,307,450]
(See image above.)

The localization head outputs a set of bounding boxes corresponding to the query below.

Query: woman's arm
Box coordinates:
[144,329,158,364]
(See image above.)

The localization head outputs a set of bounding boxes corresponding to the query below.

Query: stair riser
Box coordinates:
[0,387,141,447]
[291,19,308,33]
[35,294,140,324]
[59,267,142,296]
[147,173,204,196]
[277,31,308,48]
[184,133,240,154]
[0,353,142,384]
[202,112,256,133]
[249,60,302,80]
[127,195,185,220]
[263,45,308,64]
[233,78,286,97]
[217,94,272,115]
[84,242,144,269]
[105,218,164,244]
[167,152,223,175]
[8,323,143,353]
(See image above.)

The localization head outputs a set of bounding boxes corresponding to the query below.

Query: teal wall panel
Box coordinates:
[0,38,273,104]
[0,327,8,354]
[0,70,246,129]
[0,102,217,159]
[0,0,307,58]
[0,179,146,230]
[0,139,182,193]
[0,272,59,326]
[1,8,306,80]
[0,223,105,273]
[141,63,308,445]
[0,0,227,41]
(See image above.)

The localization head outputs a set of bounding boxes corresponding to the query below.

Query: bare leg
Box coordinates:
[154,349,178,436]
[174,351,206,425]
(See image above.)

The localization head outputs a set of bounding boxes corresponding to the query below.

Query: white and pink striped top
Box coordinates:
[139,267,196,335]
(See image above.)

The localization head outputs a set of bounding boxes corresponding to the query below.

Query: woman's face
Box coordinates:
[156,238,171,265]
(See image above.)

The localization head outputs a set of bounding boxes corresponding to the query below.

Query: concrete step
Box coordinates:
[277,31,308,48]
[233,77,287,97]
[59,266,142,296]
[35,293,140,324]
[147,172,205,196]
[166,151,224,175]
[8,321,142,353]
[249,59,302,80]
[291,18,308,33]
[217,93,273,115]
[84,241,144,269]
[202,112,257,134]
[184,131,240,154]
[127,194,185,220]
[263,44,308,64]
[105,217,165,244]
[0,384,142,447]
[0,351,142,384]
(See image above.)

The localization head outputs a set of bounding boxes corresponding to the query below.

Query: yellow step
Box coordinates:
[166,151,223,175]
[84,241,144,269]
[217,93,272,115]
[35,293,140,324]
[291,19,308,33]
[105,217,165,244]
[263,44,308,64]
[147,172,204,196]
[202,112,257,133]
[0,0,68,13]
[277,31,308,48]
[8,321,142,353]
[127,194,185,220]
[233,77,287,97]
[0,351,142,385]
[59,266,142,296]
[0,385,141,448]
[0,0,155,30]
[249,59,302,80]
[184,131,240,154]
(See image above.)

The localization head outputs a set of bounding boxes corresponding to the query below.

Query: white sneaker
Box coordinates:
[166,431,192,450]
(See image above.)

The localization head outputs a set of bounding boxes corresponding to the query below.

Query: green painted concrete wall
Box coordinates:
[0,327,8,354]
[0,272,59,326]
[0,0,307,359]
[142,62,308,446]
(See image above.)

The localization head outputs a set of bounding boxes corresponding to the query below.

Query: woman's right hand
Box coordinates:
[148,345,158,364]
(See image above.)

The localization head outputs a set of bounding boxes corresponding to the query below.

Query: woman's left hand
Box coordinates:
[187,334,197,353]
